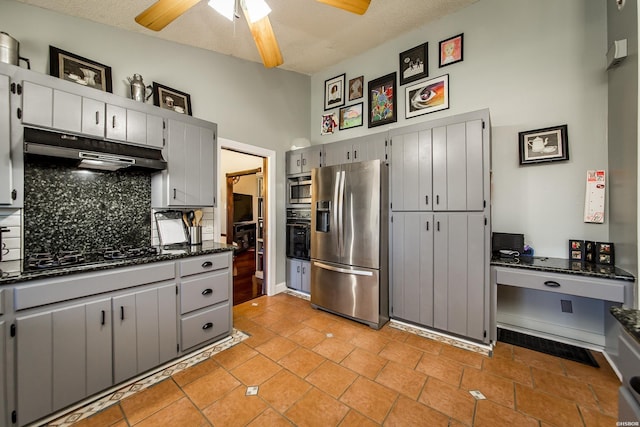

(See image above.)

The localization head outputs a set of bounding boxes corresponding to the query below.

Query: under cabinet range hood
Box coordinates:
[23,127,167,171]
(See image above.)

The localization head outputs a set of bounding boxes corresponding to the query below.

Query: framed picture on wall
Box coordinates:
[399,42,428,85]
[49,45,113,93]
[368,72,397,128]
[324,74,346,110]
[348,76,364,100]
[439,33,464,67]
[518,124,569,165]
[405,74,449,119]
[152,82,193,115]
[339,103,363,130]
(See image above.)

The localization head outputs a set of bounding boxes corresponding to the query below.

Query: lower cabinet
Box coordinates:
[391,211,487,342]
[287,258,310,293]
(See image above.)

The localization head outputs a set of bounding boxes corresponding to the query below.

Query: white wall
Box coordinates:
[310,0,609,258]
[1,0,311,284]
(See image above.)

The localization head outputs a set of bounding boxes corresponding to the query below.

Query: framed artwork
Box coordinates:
[49,46,112,93]
[368,72,397,128]
[568,239,584,261]
[324,74,345,110]
[152,82,192,115]
[399,42,428,85]
[518,124,569,165]
[348,76,364,101]
[596,242,615,265]
[405,74,449,119]
[439,33,464,67]
[339,103,363,130]
[321,112,338,135]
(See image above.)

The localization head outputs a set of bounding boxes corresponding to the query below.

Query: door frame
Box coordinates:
[217,138,276,296]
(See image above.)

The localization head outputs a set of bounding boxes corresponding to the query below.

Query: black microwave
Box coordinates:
[287,176,312,205]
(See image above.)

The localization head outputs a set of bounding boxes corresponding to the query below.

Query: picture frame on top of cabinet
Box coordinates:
[368,72,397,128]
[405,74,449,119]
[324,74,346,110]
[439,33,464,68]
[399,42,428,85]
[339,103,363,130]
[152,82,192,116]
[518,124,569,165]
[596,242,615,265]
[49,45,113,93]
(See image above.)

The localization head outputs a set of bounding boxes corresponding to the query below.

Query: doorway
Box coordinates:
[219,145,271,305]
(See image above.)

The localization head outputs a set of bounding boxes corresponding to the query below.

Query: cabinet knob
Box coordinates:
[201,288,213,296]
[543,281,561,288]
[202,322,213,330]
[202,261,213,268]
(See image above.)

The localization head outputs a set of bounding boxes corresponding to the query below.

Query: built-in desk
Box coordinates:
[491,256,635,349]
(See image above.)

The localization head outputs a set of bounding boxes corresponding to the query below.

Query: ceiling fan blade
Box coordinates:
[135,0,202,31]
[316,0,370,15]
[242,12,283,68]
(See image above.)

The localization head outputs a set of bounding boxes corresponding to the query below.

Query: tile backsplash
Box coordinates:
[23,160,152,257]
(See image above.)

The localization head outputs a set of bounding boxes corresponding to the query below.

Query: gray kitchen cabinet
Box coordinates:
[391,212,433,327]
[105,104,127,141]
[323,133,387,167]
[162,119,215,207]
[52,90,82,133]
[146,114,164,148]
[20,81,53,129]
[390,129,432,211]
[113,283,177,384]
[81,97,106,137]
[287,258,310,293]
[433,212,486,341]
[286,146,322,175]
[125,109,147,145]
[0,321,5,427]
[618,332,640,422]
[0,73,12,205]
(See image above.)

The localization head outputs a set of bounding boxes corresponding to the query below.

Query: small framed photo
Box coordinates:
[321,112,338,135]
[596,242,615,265]
[49,46,112,93]
[405,74,449,119]
[399,42,428,85]
[339,103,363,130]
[518,125,569,165]
[584,240,596,263]
[439,33,463,67]
[348,76,364,101]
[324,74,346,110]
[152,82,192,115]
[368,72,397,128]
[568,239,584,261]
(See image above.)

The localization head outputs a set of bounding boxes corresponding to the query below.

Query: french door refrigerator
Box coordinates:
[310,159,389,329]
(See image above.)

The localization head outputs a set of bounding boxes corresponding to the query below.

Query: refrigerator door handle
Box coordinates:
[313,261,374,277]
[333,170,341,253]
[338,170,346,256]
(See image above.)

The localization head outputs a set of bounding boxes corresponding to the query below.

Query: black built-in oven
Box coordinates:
[286,208,311,260]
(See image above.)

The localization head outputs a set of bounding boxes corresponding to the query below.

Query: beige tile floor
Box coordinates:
[73,293,620,426]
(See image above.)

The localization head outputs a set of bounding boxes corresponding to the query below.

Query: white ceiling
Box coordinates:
[15,0,477,75]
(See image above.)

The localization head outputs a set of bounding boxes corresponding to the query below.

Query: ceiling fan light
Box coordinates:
[243,0,271,23]
[209,0,236,21]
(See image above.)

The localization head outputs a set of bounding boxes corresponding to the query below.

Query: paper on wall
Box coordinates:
[584,170,605,223]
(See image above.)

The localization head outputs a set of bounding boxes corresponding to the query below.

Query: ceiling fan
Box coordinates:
[135,0,371,68]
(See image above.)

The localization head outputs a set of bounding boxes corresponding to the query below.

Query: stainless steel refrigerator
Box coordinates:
[310,159,389,329]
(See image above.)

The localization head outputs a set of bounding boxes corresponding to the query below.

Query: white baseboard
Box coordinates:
[270,281,288,296]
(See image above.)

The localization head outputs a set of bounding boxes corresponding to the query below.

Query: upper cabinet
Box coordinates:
[323,133,387,167]
[286,146,322,175]
[0,73,13,205]
[154,119,216,207]
[21,81,164,148]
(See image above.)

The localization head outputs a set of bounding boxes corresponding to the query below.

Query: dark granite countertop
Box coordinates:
[0,241,235,285]
[610,306,640,344]
[491,256,635,282]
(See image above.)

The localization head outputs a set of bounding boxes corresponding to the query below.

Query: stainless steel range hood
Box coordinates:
[23,127,167,171]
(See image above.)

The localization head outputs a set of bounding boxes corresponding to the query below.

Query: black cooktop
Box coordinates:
[25,246,158,271]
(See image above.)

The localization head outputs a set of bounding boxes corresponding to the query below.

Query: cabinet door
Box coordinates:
[0,321,5,427]
[158,283,178,362]
[126,109,147,145]
[85,298,112,395]
[286,258,301,290]
[301,260,311,293]
[0,74,11,205]
[52,304,86,410]
[112,293,137,383]
[105,104,127,141]
[391,130,432,211]
[391,212,433,325]
[355,134,387,163]
[16,311,53,426]
[135,288,160,374]
[146,114,164,148]
[302,146,322,171]
[286,151,302,175]
[21,81,53,128]
[322,142,346,166]
[81,97,105,137]
[167,119,187,205]
[198,126,215,206]
[52,90,82,133]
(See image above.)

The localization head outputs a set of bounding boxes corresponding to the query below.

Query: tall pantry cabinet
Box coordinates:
[389,109,491,343]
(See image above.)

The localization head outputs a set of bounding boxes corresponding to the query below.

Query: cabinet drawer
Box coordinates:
[181,303,230,350]
[181,270,229,314]
[180,253,230,277]
[494,268,626,302]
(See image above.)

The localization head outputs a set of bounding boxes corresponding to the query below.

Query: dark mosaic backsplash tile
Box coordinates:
[24,160,151,257]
